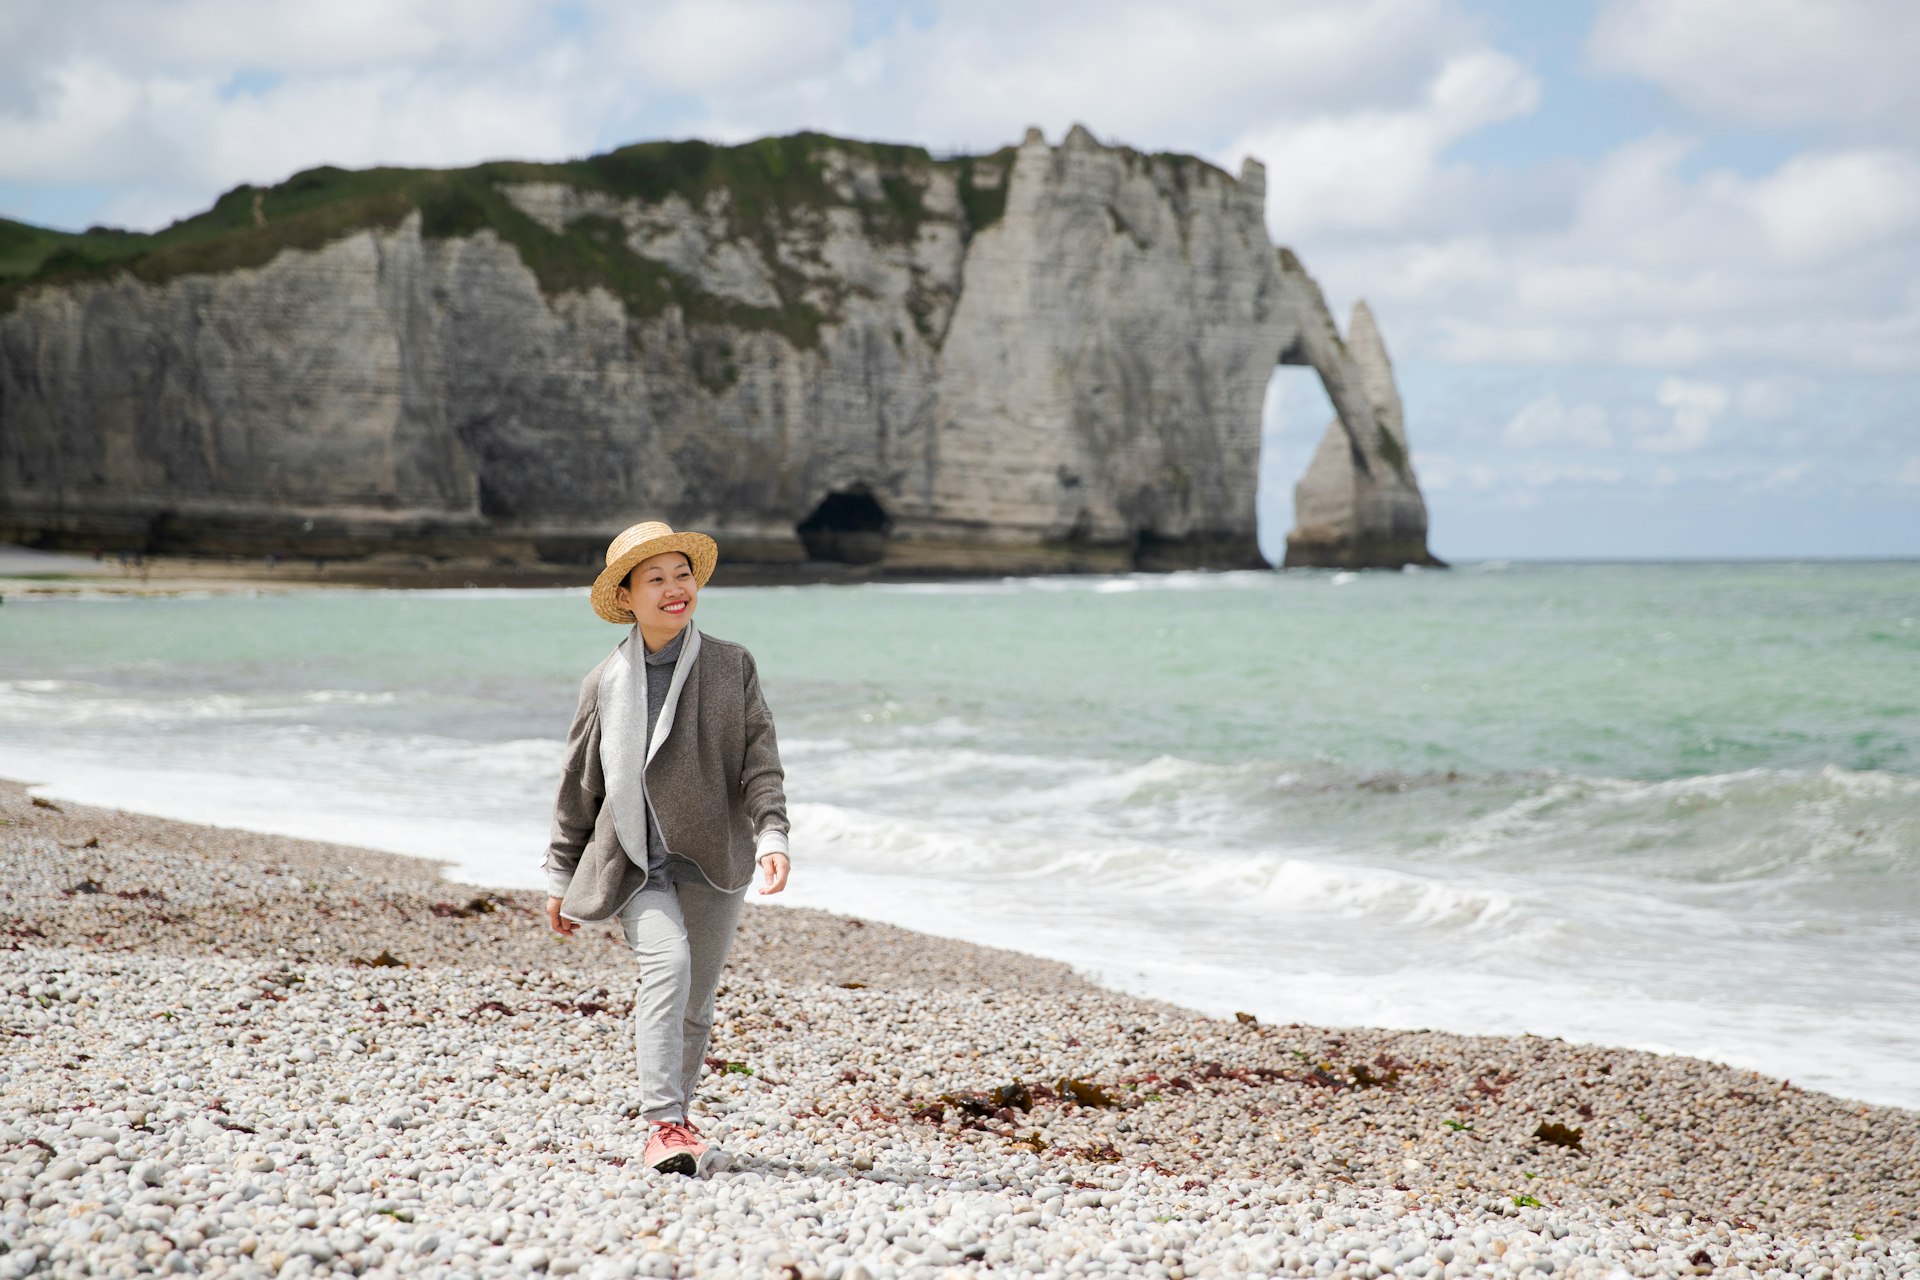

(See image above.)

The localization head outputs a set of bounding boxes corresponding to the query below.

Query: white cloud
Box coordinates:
[0,1,551,81]
[1411,451,1499,493]
[1639,377,1728,453]
[1900,456,1920,487]
[1519,463,1626,487]
[1526,132,1920,287]
[1227,48,1539,239]
[794,0,1486,152]
[0,2,609,225]
[1753,460,1811,492]
[0,60,591,227]
[1735,377,1799,420]
[1750,149,1920,264]
[0,0,856,225]
[1412,450,1630,496]
[1340,131,1920,372]
[585,0,852,97]
[1589,0,1920,140]
[1500,395,1613,449]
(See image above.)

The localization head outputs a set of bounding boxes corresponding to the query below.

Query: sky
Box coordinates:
[1,0,1916,559]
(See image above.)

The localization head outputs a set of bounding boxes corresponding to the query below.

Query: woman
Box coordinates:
[543,520,791,1176]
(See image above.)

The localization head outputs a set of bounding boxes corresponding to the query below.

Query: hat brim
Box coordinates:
[591,532,719,623]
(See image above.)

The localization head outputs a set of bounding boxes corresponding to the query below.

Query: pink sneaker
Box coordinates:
[644,1121,707,1176]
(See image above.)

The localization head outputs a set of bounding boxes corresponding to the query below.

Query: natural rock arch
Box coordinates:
[1271,254,1445,569]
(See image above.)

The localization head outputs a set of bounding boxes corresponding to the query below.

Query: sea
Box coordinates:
[2,561,1916,1110]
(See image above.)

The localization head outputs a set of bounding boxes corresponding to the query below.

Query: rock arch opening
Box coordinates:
[1256,363,1341,567]
[1263,292,1443,570]
[797,487,892,564]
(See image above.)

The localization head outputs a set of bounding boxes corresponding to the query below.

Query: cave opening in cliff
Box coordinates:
[797,487,892,564]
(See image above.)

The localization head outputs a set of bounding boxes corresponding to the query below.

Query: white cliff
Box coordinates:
[0,128,1438,573]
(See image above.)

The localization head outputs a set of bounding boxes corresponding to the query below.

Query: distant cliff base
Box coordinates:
[1281,533,1449,571]
[0,502,1263,581]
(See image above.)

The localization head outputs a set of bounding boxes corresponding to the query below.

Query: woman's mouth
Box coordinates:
[662,601,688,615]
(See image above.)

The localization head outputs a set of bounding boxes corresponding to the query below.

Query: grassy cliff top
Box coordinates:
[0,130,1233,336]
[0,134,1021,329]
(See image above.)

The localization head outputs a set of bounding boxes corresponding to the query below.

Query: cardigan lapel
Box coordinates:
[596,627,646,864]
[596,623,704,865]
[647,624,701,767]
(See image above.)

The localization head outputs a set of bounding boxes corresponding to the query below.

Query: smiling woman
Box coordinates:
[544,518,793,1176]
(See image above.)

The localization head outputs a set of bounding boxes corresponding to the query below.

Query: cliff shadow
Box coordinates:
[797,487,892,565]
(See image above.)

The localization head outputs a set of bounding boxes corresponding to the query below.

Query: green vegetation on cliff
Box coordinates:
[0,134,1021,343]
[0,218,119,281]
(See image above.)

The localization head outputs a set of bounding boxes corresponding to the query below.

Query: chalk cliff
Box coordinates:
[0,128,1438,573]
[1282,295,1444,569]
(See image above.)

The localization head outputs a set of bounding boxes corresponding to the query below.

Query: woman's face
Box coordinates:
[618,551,699,634]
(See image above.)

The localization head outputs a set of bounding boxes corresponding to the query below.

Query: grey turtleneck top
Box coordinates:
[640,628,701,888]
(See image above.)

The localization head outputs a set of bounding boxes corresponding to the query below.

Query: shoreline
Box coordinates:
[0,547,899,597]
[4,782,1916,1278]
[8,762,1911,1115]
[5,550,1918,604]
[0,543,1271,600]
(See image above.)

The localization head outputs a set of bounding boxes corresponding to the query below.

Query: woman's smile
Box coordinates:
[617,549,702,652]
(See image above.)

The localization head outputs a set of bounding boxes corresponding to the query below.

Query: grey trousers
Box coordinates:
[617,877,748,1124]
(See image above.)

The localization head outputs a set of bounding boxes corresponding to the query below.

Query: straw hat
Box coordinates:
[590,521,719,623]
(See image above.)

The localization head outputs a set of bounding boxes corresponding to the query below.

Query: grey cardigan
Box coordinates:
[545,627,789,921]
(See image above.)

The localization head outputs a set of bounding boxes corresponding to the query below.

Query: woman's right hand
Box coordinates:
[546,896,579,936]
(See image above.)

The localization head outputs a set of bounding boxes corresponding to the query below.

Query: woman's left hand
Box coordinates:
[757,852,790,895]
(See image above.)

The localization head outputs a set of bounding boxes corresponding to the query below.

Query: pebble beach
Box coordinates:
[4,781,1916,1279]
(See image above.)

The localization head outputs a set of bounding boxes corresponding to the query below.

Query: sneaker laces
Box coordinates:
[651,1121,702,1151]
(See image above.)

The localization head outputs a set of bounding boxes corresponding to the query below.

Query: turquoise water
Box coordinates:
[3,562,1916,1107]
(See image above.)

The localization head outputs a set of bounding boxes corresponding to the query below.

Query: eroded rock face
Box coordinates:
[0,129,1438,573]
[1283,300,1445,570]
